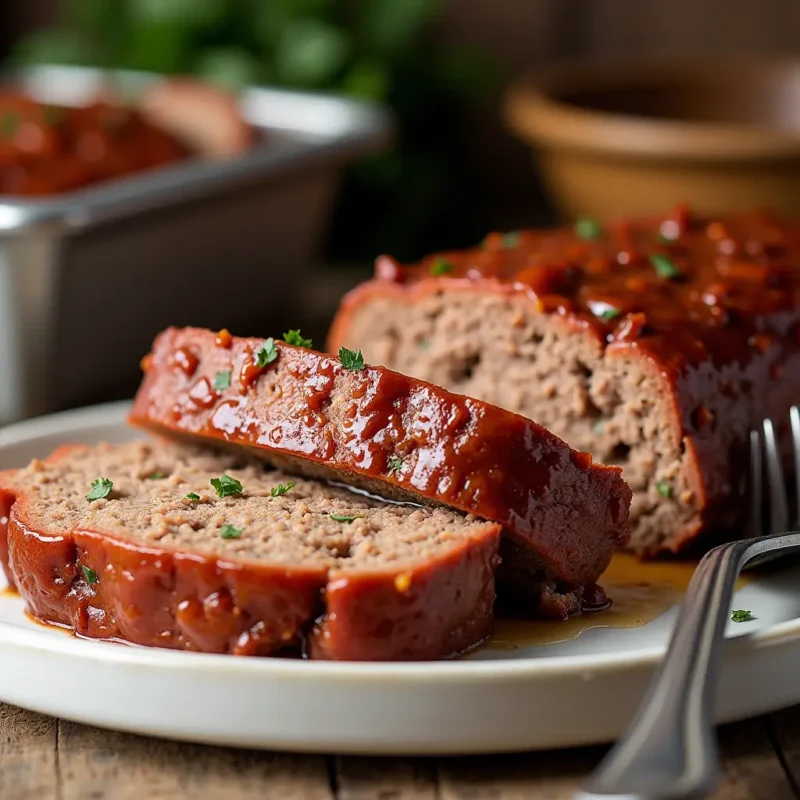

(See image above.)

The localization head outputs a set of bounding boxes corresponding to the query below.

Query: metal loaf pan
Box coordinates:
[0,65,394,425]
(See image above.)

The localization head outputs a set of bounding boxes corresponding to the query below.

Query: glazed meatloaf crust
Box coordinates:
[328,206,800,556]
[0,439,501,661]
[129,327,631,610]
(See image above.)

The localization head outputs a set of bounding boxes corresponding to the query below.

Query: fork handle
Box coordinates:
[576,538,762,800]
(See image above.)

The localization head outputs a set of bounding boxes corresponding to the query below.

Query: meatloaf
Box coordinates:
[0,80,252,197]
[128,327,631,614]
[0,439,501,661]
[328,206,800,556]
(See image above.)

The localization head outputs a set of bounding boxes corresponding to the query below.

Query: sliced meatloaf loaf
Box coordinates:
[328,206,800,556]
[0,439,501,660]
[129,327,631,610]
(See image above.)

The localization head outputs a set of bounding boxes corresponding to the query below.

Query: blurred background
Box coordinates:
[8,0,800,261]
[1,0,800,422]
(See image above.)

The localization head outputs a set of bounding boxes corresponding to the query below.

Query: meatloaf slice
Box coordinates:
[327,207,800,556]
[129,327,631,600]
[0,439,501,661]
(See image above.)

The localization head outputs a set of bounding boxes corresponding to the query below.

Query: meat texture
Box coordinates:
[129,327,631,600]
[328,207,800,555]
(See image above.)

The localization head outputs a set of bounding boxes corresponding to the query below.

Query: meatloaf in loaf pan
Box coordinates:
[129,327,631,617]
[0,440,501,660]
[328,206,800,556]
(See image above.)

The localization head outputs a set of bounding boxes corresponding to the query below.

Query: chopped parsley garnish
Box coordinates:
[184,492,201,502]
[339,347,365,371]
[597,306,621,322]
[210,474,243,498]
[655,480,672,498]
[81,565,98,584]
[650,253,681,280]
[86,477,113,502]
[731,609,754,623]
[501,231,520,248]
[429,258,454,276]
[0,112,20,139]
[419,340,432,351]
[283,329,313,349]
[270,482,296,497]
[387,455,405,473]
[329,513,363,523]
[147,472,167,480]
[575,218,603,241]
[592,421,605,435]
[255,338,278,368]
[219,524,243,540]
[214,370,231,390]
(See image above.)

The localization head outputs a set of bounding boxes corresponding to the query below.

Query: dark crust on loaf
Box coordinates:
[129,327,631,588]
[0,446,501,661]
[326,209,800,556]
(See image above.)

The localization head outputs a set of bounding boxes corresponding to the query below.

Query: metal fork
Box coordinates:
[577,406,800,800]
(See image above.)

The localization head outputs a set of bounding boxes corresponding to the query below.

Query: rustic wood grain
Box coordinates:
[712,717,797,800]
[2,702,800,799]
[0,705,58,800]
[335,757,438,799]
[55,719,333,800]
[764,705,800,795]
[437,748,603,800]
[434,717,797,799]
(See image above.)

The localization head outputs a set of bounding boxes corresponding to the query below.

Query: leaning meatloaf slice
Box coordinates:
[327,207,800,556]
[0,439,500,661]
[129,327,631,596]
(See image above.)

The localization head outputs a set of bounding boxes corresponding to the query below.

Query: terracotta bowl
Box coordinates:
[504,58,800,222]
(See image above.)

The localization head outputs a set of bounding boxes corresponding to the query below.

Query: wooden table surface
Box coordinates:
[3,703,800,799]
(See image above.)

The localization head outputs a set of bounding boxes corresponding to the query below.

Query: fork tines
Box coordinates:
[750,407,800,537]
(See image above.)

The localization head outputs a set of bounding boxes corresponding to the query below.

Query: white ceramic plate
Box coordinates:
[1,402,800,755]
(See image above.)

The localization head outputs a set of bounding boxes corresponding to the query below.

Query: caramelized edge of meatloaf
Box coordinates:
[0,439,501,661]
[129,327,631,590]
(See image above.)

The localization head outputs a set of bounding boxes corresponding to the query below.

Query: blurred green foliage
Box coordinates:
[14,0,498,261]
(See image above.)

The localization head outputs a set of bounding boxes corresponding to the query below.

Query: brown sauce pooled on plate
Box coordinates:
[24,610,72,635]
[485,553,750,650]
